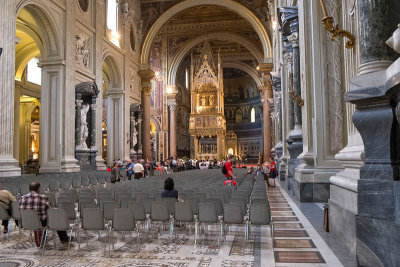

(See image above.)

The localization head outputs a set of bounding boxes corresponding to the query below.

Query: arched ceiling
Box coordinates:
[145,2,271,87]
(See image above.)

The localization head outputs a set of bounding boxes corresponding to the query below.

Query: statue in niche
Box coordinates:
[80,103,90,148]
[132,120,138,152]
[209,95,214,106]
[201,96,206,106]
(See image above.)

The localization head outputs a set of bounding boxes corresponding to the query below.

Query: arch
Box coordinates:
[150,116,162,132]
[222,61,262,86]
[102,53,122,88]
[16,1,62,59]
[141,0,272,65]
[168,32,263,85]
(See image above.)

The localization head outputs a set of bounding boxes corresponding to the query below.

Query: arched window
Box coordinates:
[250,107,256,123]
[27,58,41,85]
[235,109,243,124]
[107,0,118,32]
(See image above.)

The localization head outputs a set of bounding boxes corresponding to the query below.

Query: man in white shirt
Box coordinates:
[133,160,145,179]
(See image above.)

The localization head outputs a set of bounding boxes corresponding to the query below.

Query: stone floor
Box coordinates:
[0,182,351,267]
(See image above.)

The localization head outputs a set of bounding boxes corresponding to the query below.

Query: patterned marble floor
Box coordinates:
[269,184,343,267]
[0,183,345,267]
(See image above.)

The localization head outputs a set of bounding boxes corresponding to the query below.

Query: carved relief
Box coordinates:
[75,33,90,69]
[129,68,135,92]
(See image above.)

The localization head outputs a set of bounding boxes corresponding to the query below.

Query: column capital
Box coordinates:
[168,102,177,111]
[258,78,272,93]
[142,86,152,96]
[139,69,155,83]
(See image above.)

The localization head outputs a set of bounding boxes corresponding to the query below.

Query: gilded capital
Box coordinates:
[142,86,152,96]
[138,69,155,83]
[258,62,273,75]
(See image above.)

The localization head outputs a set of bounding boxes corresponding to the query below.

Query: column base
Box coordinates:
[75,148,97,171]
[0,158,21,177]
[96,155,107,170]
[286,130,303,191]
[279,156,288,182]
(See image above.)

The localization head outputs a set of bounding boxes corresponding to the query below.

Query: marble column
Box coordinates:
[0,0,21,177]
[139,69,155,161]
[258,78,273,163]
[168,101,177,158]
[90,98,97,148]
[271,73,283,161]
[358,0,400,74]
[75,99,83,148]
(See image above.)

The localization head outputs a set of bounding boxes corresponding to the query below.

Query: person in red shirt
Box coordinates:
[223,155,237,186]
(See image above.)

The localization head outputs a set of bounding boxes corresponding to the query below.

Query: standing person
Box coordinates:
[0,183,17,234]
[126,159,134,180]
[224,155,236,180]
[133,160,145,179]
[110,161,120,183]
[19,182,70,247]
[149,159,156,177]
[269,157,277,187]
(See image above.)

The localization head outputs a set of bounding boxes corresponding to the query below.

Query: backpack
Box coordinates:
[222,163,227,175]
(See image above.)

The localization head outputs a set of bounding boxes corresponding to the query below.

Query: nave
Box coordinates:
[0,169,350,267]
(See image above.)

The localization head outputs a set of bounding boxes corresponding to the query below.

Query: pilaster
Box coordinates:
[0,0,21,177]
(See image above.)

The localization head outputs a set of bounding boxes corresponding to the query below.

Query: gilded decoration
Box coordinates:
[189,42,226,159]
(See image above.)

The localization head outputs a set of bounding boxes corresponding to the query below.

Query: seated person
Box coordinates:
[0,183,17,233]
[161,177,179,199]
[224,176,237,186]
[246,167,255,175]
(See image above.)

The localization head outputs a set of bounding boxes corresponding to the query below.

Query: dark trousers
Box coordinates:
[134,173,142,179]
[41,220,68,242]
[127,172,133,180]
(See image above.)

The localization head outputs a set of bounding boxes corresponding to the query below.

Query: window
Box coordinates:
[250,107,255,123]
[235,109,243,124]
[27,58,41,85]
[107,0,118,32]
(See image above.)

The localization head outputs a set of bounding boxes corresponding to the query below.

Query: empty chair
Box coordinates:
[79,196,95,204]
[79,202,97,213]
[251,198,269,205]
[230,197,247,215]
[110,208,135,252]
[150,201,172,237]
[185,198,200,215]
[198,202,223,241]
[212,193,226,204]
[120,197,134,208]
[43,209,74,253]
[141,197,156,214]
[57,201,77,222]
[18,209,45,252]
[58,192,76,203]
[59,179,72,190]
[162,198,177,216]
[193,193,207,203]
[249,203,272,237]
[174,202,196,242]
[44,192,56,208]
[48,181,60,192]
[72,177,82,189]
[101,201,118,222]
[223,203,247,240]
[79,208,108,255]
[206,198,223,216]
[128,201,147,234]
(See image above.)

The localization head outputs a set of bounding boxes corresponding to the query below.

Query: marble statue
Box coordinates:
[209,95,214,106]
[201,96,206,106]
[132,120,138,152]
[80,103,90,148]
[386,23,400,54]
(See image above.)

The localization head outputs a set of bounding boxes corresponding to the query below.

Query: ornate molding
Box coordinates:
[168,102,177,111]
[288,33,299,48]
[142,86,152,96]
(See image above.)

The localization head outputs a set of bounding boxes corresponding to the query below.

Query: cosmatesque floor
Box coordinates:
[0,184,343,267]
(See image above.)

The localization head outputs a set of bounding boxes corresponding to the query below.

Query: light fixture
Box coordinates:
[155,71,160,77]
[256,66,260,71]
[166,86,173,94]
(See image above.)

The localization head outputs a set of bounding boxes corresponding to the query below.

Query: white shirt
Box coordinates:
[133,163,144,173]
